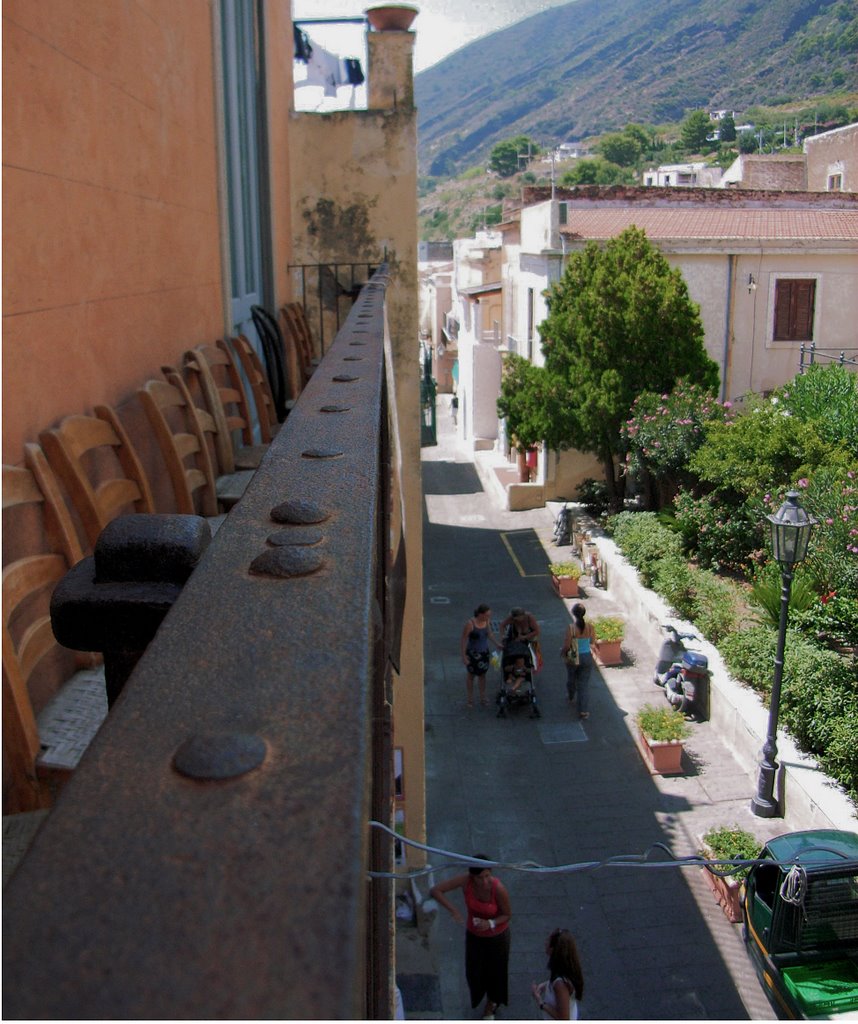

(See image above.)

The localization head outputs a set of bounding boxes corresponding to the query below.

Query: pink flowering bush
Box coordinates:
[673,491,764,573]
[621,379,725,507]
[764,465,858,601]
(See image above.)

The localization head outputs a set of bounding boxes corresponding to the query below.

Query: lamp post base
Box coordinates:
[751,760,782,818]
[750,793,780,818]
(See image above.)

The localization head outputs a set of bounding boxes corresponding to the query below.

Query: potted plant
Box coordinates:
[592,615,624,665]
[635,703,690,774]
[700,825,760,923]
[365,4,419,31]
[549,561,583,598]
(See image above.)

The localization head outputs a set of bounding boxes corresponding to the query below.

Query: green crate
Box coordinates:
[781,959,858,1015]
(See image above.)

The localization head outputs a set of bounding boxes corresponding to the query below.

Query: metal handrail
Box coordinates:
[3,268,398,1019]
[799,341,858,372]
[289,261,382,354]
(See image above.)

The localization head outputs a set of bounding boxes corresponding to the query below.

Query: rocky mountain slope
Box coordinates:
[415,0,858,176]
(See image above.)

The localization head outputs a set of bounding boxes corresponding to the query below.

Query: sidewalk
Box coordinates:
[399,401,851,1020]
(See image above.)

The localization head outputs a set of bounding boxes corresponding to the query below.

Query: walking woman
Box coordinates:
[561,602,596,720]
[531,927,585,1020]
[430,856,511,1020]
[461,604,501,708]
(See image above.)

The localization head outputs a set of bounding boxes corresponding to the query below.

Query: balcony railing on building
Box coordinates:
[799,341,858,372]
[289,260,381,355]
[3,270,401,1020]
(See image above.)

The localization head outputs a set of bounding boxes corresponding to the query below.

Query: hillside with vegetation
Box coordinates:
[418,95,858,240]
[415,0,858,178]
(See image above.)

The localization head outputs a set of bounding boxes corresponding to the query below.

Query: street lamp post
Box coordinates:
[751,491,816,818]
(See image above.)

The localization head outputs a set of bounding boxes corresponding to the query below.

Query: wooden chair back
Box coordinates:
[39,407,155,552]
[138,371,219,517]
[280,302,319,389]
[183,343,256,471]
[3,445,105,812]
[230,335,281,444]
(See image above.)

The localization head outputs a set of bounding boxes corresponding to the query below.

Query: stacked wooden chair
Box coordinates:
[39,406,155,551]
[138,369,251,530]
[183,340,269,470]
[3,445,107,819]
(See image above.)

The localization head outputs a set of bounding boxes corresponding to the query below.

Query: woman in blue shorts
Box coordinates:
[461,604,501,708]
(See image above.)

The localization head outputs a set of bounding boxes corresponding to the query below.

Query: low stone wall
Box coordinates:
[591,532,857,833]
[507,482,545,511]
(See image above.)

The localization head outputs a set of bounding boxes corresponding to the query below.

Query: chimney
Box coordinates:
[367,14,416,110]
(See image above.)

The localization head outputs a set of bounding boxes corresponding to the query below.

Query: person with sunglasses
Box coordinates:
[531,927,585,1020]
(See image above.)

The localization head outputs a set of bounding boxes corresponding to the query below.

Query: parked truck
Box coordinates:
[743,829,858,1019]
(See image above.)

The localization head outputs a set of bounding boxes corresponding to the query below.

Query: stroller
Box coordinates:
[496,633,540,719]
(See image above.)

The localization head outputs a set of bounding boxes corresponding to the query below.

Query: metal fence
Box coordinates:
[289,260,383,355]
[3,268,401,1019]
[799,342,858,373]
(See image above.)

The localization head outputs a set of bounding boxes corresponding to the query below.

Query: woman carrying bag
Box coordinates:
[561,603,596,720]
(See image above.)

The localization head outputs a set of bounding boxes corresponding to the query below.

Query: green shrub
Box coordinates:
[720,626,858,799]
[636,703,691,742]
[792,466,858,601]
[781,637,858,752]
[793,593,858,650]
[608,511,682,586]
[673,490,763,572]
[778,364,858,458]
[653,556,697,618]
[701,825,761,881]
[824,713,858,795]
[689,568,740,643]
[592,616,625,641]
[575,477,611,516]
[719,626,777,696]
[748,562,818,628]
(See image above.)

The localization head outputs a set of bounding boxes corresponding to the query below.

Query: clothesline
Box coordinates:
[294,23,365,111]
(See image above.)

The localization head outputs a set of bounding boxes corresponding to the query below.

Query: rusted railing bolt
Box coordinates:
[173,733,266,780]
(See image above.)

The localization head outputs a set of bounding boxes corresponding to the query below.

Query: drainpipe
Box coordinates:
[720,254,736,402]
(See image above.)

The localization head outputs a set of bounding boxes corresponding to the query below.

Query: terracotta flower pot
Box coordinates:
[365,4,418,31]
[595,638,622,665]
[702,866,744,923]
[638,732,684,774]
[551,575,580,598]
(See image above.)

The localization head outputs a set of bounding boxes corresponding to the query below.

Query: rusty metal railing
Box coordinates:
[289,260,383,355]
[3,267,401,1019]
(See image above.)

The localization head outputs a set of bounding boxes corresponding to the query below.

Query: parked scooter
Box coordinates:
[653,624,710,720]
[553,502,571,546]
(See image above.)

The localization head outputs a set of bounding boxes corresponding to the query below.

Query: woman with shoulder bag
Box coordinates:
[531,927,584,1020]
[561,603,596,720]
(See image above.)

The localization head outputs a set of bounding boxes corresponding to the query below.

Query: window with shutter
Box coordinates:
[773,279,816,342]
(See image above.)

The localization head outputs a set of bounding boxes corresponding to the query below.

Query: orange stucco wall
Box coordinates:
[3,1,295,467]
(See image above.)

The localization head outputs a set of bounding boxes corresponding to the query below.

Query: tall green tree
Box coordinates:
[489,135,539,177]
[680,109,712,152]
[559,158,633,186]
[718,113,737,143]
[537,227,718,504]
[598,132,641,167]
[496,354,546,451]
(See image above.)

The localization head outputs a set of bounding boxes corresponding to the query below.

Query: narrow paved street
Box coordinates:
[414,403,779,1020]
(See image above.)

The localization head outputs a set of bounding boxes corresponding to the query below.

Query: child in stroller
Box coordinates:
[496,608,541,718]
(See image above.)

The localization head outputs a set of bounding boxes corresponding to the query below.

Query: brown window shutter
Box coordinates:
[792,280,815,340]
[774,281,792,340]
[773,279,815,341]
